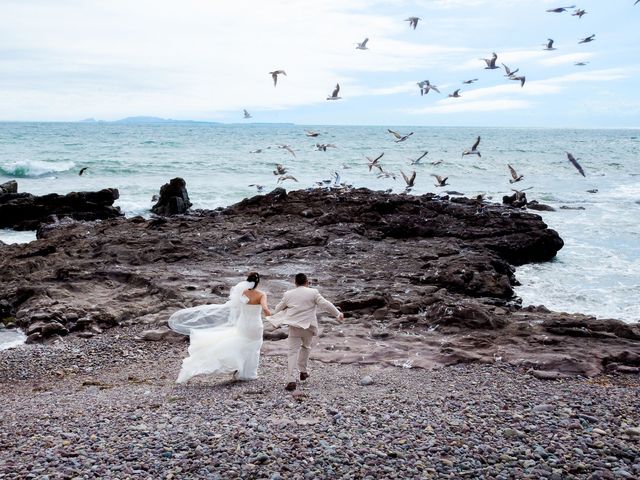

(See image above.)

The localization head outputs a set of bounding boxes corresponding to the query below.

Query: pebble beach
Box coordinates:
[1,326,639,479]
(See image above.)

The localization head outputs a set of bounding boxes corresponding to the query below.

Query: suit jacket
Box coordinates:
[268,286,340,330]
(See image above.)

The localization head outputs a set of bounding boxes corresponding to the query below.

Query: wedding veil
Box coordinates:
[168,280,254,335]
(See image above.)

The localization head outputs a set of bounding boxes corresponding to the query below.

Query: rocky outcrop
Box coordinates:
[151,177,192,216]
[0,182,123,230]
[0,180,18,194]
[0,188,637,377]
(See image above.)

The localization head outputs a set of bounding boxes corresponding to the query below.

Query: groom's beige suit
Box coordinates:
[270,286,341,382]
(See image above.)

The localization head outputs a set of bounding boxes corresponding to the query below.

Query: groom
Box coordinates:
[271,273,343,391]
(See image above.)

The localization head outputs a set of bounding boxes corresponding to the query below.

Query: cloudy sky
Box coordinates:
[0,0,638,127]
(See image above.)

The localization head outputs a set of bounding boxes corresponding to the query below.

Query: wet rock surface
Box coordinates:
[0,187,637,378]
[0,182,122,230]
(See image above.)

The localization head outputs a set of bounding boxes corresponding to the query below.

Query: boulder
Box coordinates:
[0,188,122,230]
[140,326,186,343]
[0,180,18,194]
[151,177,192,216]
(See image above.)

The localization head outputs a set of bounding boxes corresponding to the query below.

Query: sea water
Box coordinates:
[0,122,638,325]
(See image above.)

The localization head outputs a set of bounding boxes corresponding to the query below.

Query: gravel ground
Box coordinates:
[1,328,639,479]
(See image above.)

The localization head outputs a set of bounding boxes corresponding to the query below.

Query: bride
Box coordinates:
[168,272,270,383]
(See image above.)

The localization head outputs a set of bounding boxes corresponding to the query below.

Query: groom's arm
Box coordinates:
[273,292,288,314]
[314,291,342,319]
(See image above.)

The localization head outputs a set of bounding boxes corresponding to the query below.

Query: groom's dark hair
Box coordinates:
[295,273,308,286]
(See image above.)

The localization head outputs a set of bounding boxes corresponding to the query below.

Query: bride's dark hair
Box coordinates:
[246,272,260,289]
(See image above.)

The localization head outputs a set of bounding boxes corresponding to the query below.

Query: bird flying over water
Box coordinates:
[409,151,429,165]
[462,136,481,158]
[356,38,369,50]
[269,70,286,87]
[572,9,586,18]
[566,152,586,177]
[579,34,595,44]
[305,130,320,137]
[543,39,556,51]
[431,174,448,187]
[546,6,575,13]
[462,78,478,84]
[574,61,589,66]
[417,80,440,95]
[481,52,499,70]
[401,170,416,191]
[327,83,341,100]
[248,184,264,193]
[510,75,526,87]
[387,129,414,143]
[508,164,523,183]
[448,89,461,98]
[405,17,421,29]
[273,164,287,175]
[316,143,337,151]
[366,152,384,171]
[277,175,299,184]
[502,63,519,78]
[243,109,252,119]
[79,167,89,176]
[278,145,296,157]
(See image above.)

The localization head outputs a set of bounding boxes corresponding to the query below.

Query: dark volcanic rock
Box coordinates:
[151,177,192,216]
[0,187,637,377]
[0,180,18,194]
[0,185,122,230]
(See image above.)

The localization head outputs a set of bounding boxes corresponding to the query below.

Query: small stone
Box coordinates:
[359,375,374,386]
[624,427,640,436]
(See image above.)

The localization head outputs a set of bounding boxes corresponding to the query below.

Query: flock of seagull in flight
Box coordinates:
[243,4,633,196]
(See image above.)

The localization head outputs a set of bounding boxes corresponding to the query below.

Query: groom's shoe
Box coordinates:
[299,372,309,381]
[285,382,297,391]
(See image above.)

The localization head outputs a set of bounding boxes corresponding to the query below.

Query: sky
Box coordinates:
[0,0,638,127]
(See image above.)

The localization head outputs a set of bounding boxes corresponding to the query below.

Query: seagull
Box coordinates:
[543,39,556,51]
[462,136,481,158]
[409,151,429,165]
[481,52,499,70]
[502,63,519,78]
[248,184,264,193]
[305,130,320,137]
[387,129,414,143]
[269,70,286,87]
[417,80,440,95]
[508,164,524,183]
[401,170,416,191]
[250,148,269,153]
[78,167,89,176]
[332,171,341,186]
[277,175,299,184]
[327,83,341,100]
[405,17,421,29]
[448,89,461,98]
[273,164,287,175]
[278,144,296,157]
[431,174,448,187]
[574,61,589,66]
[546,6,576,13]
[366,152,384,171]
[572,8,587,18]
[578,34,595,44]
[510,75,526,87]
[316,143,337,151]
[376,166,396,180]
[430,159,443,166]
[462,78,478,84]
[566,152,586,177]
[356,38,369,50]
[243,109,252,119]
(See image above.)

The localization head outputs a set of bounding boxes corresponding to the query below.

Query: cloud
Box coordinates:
[404,98,532,114]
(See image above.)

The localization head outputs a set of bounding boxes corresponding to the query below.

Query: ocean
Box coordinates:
[1,122,638,343]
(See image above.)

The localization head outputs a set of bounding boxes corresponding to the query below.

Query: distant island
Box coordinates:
[79,116,220,125]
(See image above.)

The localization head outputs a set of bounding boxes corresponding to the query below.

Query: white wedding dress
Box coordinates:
[168,281,264,383]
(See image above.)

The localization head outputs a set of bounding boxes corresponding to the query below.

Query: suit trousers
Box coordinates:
[287,326,316,382]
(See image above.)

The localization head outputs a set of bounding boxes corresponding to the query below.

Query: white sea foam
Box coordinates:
[0,330,26,351]
[0,159,75,178]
